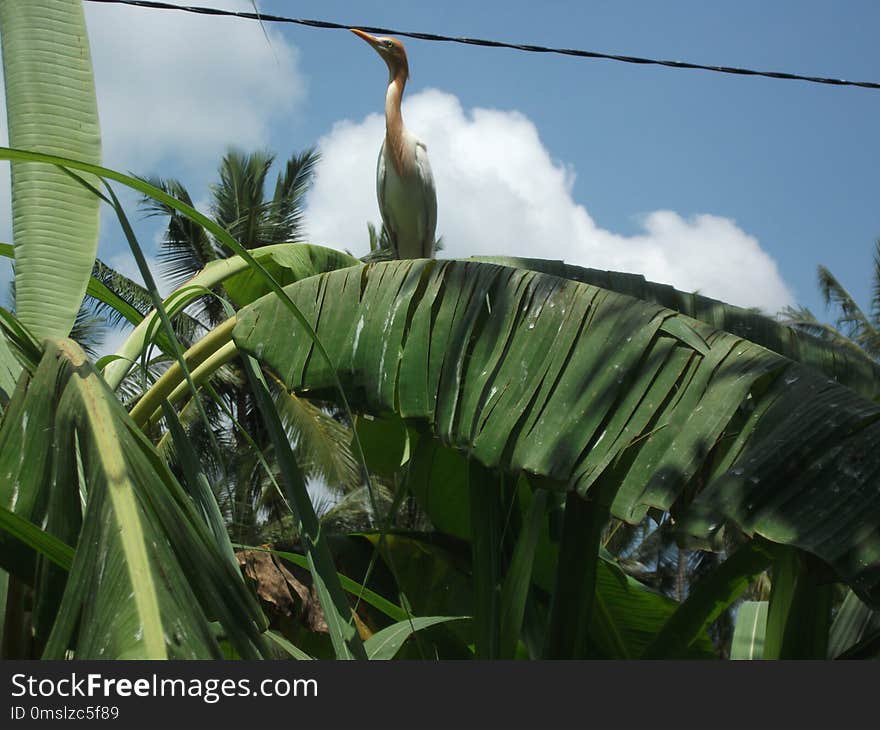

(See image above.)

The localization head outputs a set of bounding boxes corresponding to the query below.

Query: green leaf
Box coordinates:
[407,437,470,539]
[234,259,880,607]
[544,490,608,658]
[0,505,74,572]
[499,487,547,658]
[240,357,367,660]
[222,242,358,307]
[1,0,101,340]
[264,630,314,660]
[764,548,832,660]
[642,539,776,658]
[473,255,880,400]
[102,243,357,391]
[160,402,237,568]
[468,461,503,659]
[828,589,880,659]
[589,550,717,659]
[0,327,20,409]
[0,349,60,582]
[730,601,768,660]
[364,616,468,659]
[269,375,361,493]
[354,414,410,478]
[0,340,268,659]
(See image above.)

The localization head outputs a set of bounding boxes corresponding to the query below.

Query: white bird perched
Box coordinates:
[351,29,437,259]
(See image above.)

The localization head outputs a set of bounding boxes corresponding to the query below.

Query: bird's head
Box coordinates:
[351,29,410,81]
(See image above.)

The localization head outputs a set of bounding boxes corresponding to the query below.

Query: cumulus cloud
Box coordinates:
[83,0,305,174]
[306,89,794,313]
[1,0,305,296]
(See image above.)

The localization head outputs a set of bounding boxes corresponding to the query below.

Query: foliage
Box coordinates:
[1,0,879,661]
[780,240,880,363]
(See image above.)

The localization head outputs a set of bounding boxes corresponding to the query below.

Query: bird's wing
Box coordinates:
[376,140,399,256]
[414,140,437,258]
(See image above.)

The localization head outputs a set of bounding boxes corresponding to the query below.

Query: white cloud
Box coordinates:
[1,0,306,294]
[3,0,307,213]
[83,0,306,175]
[306,89,794,313]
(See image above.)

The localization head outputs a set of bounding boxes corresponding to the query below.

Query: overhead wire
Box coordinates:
[83,0,880,91]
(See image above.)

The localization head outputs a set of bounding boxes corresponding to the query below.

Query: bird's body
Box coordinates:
[377,134,436,259]
[352,29,437,259]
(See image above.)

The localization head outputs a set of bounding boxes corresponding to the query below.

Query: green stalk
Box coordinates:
[468,461,504,659]
[138,341,238,429]
[544,490,608,659]
[764,547,832,659]
[128,319,234,427]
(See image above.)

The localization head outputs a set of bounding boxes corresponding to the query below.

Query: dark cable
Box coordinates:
[83,0,880,91]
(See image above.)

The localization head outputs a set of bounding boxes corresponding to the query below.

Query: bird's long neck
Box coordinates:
[384,71,411,176]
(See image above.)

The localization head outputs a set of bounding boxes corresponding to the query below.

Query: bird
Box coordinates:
[351,28,437,259]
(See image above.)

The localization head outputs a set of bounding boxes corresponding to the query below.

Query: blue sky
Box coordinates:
[3,0,879,348]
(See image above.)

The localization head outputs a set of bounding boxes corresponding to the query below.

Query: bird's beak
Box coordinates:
[350,28,381,50]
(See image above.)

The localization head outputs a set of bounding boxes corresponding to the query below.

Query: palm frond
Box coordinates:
[140,175,220,288]
[211,149,274,250]
[870,239,880,338]
[817,265,878,354]
[69,308,105,359]
[88,257,153,327]
[779,304,878,361]
[265,147,321,245]
[317,486,375,533]
[267,372,361,494]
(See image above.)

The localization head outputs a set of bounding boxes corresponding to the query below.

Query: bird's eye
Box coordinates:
[384,40,394,49]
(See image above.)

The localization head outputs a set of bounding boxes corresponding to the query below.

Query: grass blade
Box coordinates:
[499,487,547,658]
[240,355,367,659]
[365,616,467,660]
[0,505,74,572]
[730,601,768,660]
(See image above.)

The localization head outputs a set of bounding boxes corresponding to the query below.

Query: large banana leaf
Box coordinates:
[0,0,101,341]
[234,259,880,607]
[474,256,880,400]
[0,339,268,658]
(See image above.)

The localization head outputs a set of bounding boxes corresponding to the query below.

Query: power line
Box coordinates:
[84,0,880,91]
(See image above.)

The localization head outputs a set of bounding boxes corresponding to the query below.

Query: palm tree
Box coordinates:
[143,148,319,325]
[780,239,880,361]
[136,148,360,543]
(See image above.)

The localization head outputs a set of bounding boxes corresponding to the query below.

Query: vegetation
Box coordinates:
[1,0,879,660]
[780,241,880,362]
